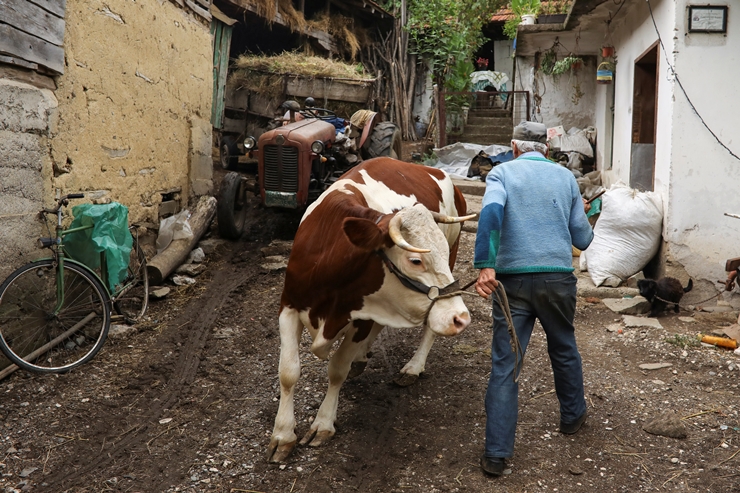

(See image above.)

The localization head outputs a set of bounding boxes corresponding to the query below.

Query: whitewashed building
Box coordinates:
[515,0,739,302]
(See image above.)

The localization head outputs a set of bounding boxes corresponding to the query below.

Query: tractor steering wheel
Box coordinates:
[300,107,337,120]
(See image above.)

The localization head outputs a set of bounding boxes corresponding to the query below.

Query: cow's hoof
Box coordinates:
[299,428,334,447]
[347,361,367,379]
[266,439,296,463]
[393,372,419,387]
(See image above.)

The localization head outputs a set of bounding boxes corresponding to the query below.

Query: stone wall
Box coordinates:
[0,80,57,280]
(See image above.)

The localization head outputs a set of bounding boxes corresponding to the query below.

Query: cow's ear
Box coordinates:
[343,217,386,251]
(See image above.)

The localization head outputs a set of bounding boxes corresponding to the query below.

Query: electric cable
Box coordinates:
[646,0,740,161]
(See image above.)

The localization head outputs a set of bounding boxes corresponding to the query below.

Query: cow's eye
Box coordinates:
[409,258,422,266]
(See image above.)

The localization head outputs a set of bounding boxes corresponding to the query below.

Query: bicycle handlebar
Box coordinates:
[40,193,85,215]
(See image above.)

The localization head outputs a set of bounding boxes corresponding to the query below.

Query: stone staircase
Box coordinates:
[448,108,513,146]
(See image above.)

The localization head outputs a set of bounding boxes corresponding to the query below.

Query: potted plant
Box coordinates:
[551,55,583,76]
[601,45,615,58]
[503,0,541,39]
[538,0,569,24]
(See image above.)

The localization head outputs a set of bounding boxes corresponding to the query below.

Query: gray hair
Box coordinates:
[512,139,548,155]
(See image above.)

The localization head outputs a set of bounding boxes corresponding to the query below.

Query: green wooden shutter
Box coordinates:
[211,20,233,129]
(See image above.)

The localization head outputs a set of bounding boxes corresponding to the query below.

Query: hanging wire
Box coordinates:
[646,0,740,161]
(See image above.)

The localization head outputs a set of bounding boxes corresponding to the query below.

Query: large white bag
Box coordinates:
[583,182,663,287]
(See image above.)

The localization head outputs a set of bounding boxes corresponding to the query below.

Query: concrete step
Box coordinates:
[463,126,512,138]
[451,177,486,197]
[467,116,513,126]
[469,109,511,118]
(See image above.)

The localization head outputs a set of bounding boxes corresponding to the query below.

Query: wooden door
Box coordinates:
[211,20,233,130]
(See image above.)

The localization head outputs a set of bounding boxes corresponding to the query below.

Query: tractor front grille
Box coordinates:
[263,145,299,192]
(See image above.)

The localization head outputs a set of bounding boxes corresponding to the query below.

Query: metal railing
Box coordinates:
[438,90,531,148]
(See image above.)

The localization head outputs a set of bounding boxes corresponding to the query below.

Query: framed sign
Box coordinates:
[688,5,728,33]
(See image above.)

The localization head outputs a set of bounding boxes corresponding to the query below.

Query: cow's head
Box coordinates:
[342,204,473,337]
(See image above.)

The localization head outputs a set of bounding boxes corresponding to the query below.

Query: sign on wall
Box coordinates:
[688,5,728,33]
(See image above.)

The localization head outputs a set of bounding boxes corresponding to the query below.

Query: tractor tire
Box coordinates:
[365,122,402,160]
[217,171,248,240]
[220,135,239,170]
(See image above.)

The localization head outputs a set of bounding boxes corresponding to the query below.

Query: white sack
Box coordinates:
[584,182,663,287]
[156,210,193,254]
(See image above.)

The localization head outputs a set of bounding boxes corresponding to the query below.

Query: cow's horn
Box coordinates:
[430,211,478,223]
[388,214,431,253]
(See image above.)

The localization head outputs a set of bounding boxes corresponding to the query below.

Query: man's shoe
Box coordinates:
[560,411,587,435]
[480,455,506,476]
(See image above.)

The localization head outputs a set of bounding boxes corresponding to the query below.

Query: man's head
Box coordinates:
[511,122,548,158]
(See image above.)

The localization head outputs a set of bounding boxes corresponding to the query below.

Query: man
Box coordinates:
[474,121,594,477]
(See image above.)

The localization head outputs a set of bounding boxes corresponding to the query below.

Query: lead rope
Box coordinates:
[430,278,522,383]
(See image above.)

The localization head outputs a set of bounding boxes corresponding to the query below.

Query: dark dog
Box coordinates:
[637,277,693,317]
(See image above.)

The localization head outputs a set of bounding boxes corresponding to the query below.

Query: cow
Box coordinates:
[267,157,475,463]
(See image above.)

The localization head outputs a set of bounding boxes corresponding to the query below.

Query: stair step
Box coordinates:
[463,126,512,137]
[467,116,513,126]
[469,109,512,117]
[452,135,511,146]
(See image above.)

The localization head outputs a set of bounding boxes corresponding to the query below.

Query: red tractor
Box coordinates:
[217,100,402,239]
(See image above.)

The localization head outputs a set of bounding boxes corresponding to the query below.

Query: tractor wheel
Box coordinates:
[365,122,402,159]
[220,135,239,170]
[217,172,249,240]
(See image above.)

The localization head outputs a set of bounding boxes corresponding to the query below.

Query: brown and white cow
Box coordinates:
[267,157,474,463]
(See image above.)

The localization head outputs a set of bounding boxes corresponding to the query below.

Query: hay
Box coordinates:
[306,12,366,60]
[248,0,277,21]
[233,52,371,80]
[277,0,306,33]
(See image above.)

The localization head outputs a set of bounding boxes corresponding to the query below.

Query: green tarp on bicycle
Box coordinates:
[65,202,132,293]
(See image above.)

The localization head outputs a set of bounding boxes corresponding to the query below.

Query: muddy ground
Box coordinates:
[1,161,740,493]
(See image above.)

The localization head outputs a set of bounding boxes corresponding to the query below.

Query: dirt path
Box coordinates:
[1,190,739,492]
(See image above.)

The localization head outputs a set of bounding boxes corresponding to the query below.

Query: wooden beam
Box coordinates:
[0,23,64,74]
[0,61,56,90]
[25,0,66,18]
[2,0,65,46]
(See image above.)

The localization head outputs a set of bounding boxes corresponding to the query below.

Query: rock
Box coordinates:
[625,272,645,288]
[149,287,171,299]
[197,238,225,255]
[639,362,673,370]
[577,276,640,299]
[643,413,687,439]
[622,315,663,329]
[569,467,584,475]
[603,297,651,315]
[699,305,733,313]
[261,256,288,272]
[606,324,621,333]
[176,263,206,276]
[694,311,739,324]
[188,247,205,263]
[678,317,695,323]
[172,275,196,286]
[261,240,293,257]
[18,467,37,478]
[108,324,137,339]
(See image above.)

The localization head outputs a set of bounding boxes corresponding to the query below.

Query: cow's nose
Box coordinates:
[453,311,470,332]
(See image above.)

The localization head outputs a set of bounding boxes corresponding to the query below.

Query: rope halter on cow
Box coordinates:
[381,210,523,382]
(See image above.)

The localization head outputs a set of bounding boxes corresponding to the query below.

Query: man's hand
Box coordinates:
[475,268,499,299]
[582,198,591,214]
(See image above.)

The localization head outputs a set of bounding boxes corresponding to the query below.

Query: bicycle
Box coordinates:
[0,194,149,373]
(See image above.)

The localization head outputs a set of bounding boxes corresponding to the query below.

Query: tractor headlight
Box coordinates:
[311,140,325,154]
[243,136,257,150]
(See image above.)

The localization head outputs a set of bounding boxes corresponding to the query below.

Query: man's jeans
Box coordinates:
[484,272,586,459]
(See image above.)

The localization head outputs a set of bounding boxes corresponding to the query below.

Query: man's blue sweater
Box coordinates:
[473,152,594,273]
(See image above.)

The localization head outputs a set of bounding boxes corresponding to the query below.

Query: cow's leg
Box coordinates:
[394,325,437,387]
[267,308,303,463]
[300,327,362,447]
[348,321,383,379]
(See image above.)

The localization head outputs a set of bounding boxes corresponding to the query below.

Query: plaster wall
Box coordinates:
[412,62,434,129]
[0,81,57,279]
[597,0,674,195]
[513,55,597,130]
[664,0,740,291]
[52,0,213,224]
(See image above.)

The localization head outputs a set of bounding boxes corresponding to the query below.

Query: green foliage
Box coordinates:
[540,49,557,75]
[551,55,582,75]
[406,0,506,83]
[542,0,569,14]
[503,0,541,39]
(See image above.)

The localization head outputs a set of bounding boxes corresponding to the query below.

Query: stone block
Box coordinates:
[603,296,651,315]
[0,80,57,133]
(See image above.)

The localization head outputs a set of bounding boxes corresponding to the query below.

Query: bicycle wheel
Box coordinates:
[113,235,149,323]
[0,260,111,373]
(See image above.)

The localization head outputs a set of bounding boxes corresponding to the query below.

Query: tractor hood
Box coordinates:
[259,118,336,151]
